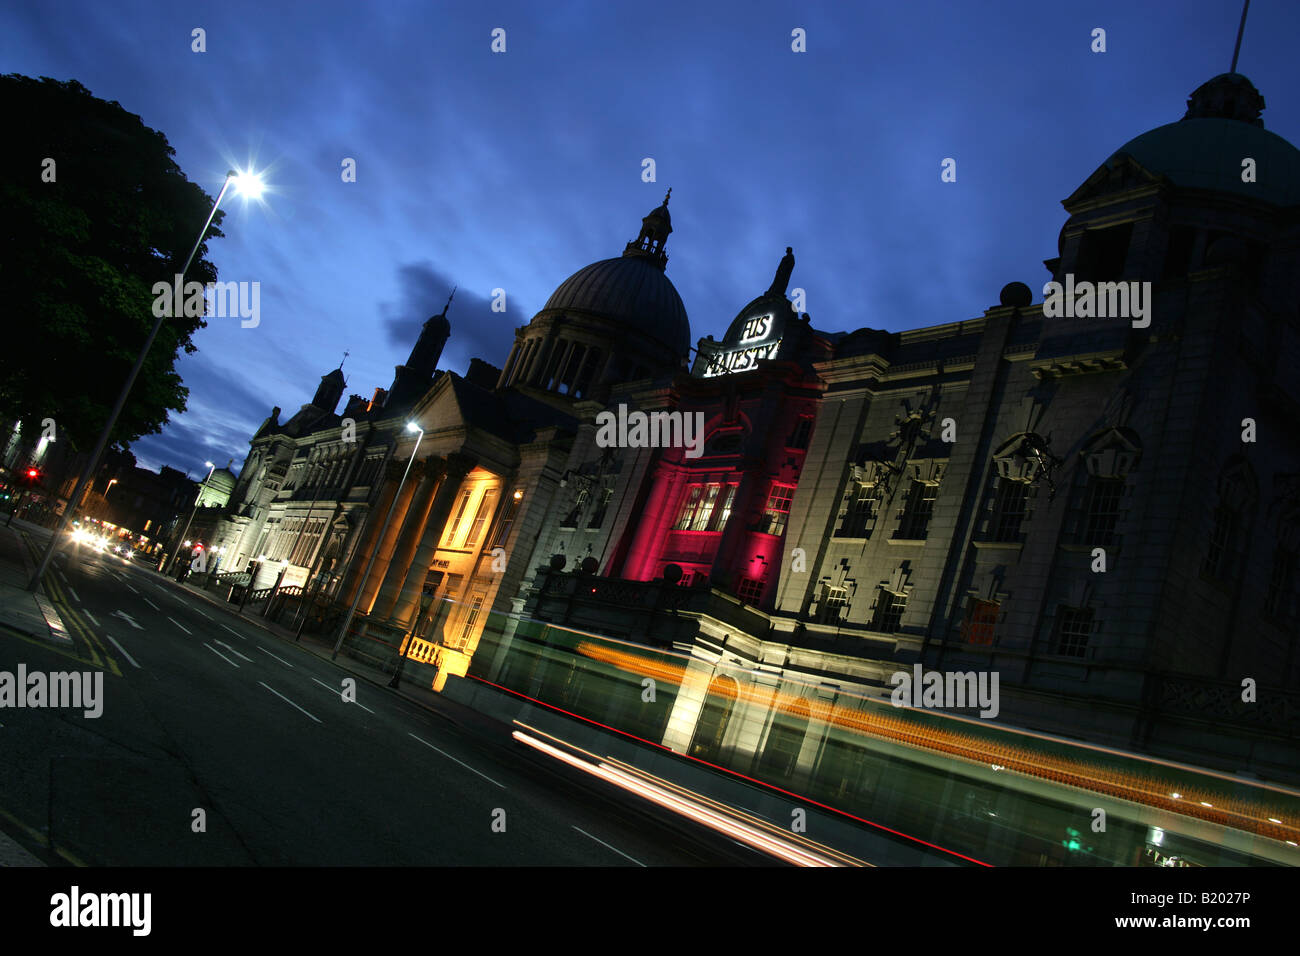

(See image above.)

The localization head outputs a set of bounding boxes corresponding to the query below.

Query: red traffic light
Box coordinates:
[26,469,38,478]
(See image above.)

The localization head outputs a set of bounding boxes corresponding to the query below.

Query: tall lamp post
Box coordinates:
[331,422,423,660]
[168,461,215,574]
[27,169,264,592]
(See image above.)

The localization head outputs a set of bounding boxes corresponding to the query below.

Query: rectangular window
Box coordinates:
[737,576,765,603]
[467,488,498,547]
[711,484,737,531]
[689,484,721,531]
[1082,477,1124,546]
[837,483,876,538]
[491,493,521,548]
[872,589,907,632]
[1055,605,1094,658]
[897,481,937,539]
[443,489,474,546]
[962,598,999,645]
[672,485,704,530]
[762,483,796,536]
[454,593,486,648]
[990,479,1028,541]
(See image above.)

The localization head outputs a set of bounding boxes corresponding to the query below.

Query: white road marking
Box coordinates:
[56,569,69,585]
[67,585,81,604]
[104,634,141,669]
[111,610,144,631]
[169,617,192,635]
[259,682,320,723]
[192,607,213,620]
[143,598,159,610]
[572,826,645,866]
[408,733,504,789]
[221,624,245,640]
[203,643,239,668]
[83,611,99,627]
[213,639,253,662]
[310,676,375,713]
[125,583,139,594]
[257,646,293,668]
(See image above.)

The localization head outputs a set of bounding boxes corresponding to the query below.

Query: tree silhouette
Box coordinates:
[0,73,223,453]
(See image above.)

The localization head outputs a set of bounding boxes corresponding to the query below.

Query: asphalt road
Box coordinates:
[0,536,775,866]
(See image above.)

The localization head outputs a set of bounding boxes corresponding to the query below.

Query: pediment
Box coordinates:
[1063,155,1165,211]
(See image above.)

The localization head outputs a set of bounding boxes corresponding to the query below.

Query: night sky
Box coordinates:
[3,0,1296,479]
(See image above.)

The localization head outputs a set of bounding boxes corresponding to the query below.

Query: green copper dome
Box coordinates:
[1105,74,1300,207]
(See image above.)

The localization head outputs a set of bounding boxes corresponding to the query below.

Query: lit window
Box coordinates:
[837,483,876,538]
[762,483,796,536]
[467,488,498,546]
[443,489,474,546]
[672,485,704,530]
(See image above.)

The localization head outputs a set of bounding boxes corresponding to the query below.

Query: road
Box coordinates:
[0,532,775,866]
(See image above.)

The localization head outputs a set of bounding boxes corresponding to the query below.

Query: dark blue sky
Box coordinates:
[3,0,1297,479]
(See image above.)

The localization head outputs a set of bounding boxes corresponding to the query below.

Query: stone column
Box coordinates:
[357,458,425,615]
[368,457,444,621]
[387,453,476,628]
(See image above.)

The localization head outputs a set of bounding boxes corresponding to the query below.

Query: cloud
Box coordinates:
[378,261,530,376]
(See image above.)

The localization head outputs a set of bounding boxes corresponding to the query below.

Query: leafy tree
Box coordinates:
[0,74,223,454]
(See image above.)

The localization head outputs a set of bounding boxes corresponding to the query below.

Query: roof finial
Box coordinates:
[663,187,671,207]
[443,286,456,315]
[1230,0,1250,73]
[339,350,349,369]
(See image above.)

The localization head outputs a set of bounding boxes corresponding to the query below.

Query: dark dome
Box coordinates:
[543,255,690,355]
[1108,119,1300,206]
[1105,75,1300,207]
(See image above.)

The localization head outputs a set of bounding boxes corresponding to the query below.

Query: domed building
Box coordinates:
[497,191,690,398]
[458,73,1300,818]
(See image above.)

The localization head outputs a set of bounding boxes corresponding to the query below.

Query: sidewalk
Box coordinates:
[0,517,72,645]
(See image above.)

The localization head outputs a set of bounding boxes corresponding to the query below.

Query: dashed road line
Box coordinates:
[572,826,645,866]
[169,617,192,635]
[125,583,139,594]
[257,645,293,668]
[259,682,320,723]
[408,733,504,789]
[213,639,253,662]
[310,676,375,713]
[203,642,239,668]
[143,598,159,611]
[221,624,245,640]
[82,611,99,627]
[104,634,141,669]
[66,585,81,604]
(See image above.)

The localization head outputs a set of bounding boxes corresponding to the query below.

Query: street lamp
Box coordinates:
[332,421,423,660]
[105,479,118,499]
[28,169,264,592]
[168,461,216,575]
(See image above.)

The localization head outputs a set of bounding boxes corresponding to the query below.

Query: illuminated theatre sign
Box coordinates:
[702,312,784,378]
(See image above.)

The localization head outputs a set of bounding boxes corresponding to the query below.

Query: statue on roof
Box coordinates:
[767,246,795,298]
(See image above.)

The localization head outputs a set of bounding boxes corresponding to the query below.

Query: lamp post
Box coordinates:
[331,422,423,660]
[389,579,439,689]
[104,479,118,499]
[27,168,264,592]
[168,461,215,575]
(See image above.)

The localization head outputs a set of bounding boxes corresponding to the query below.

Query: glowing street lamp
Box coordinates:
[332,421,424,659]
[29,169,264,592]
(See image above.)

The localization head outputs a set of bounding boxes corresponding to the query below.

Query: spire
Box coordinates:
[623,190,673,269]
[1230,0,1250,73]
